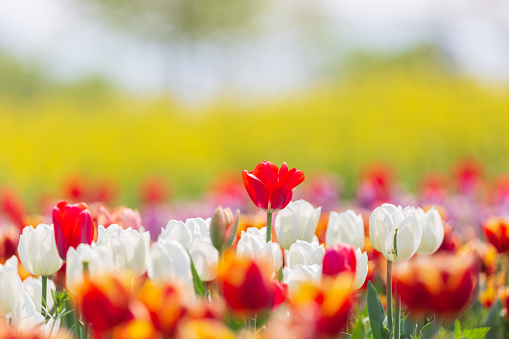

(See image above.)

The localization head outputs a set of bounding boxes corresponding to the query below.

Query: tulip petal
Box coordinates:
[242,170,270,210]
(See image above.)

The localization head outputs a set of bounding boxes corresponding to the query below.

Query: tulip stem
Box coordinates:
[41,276,48,319]
[386,260,393,332]
[266,212,273,242]
[394,287,401,339]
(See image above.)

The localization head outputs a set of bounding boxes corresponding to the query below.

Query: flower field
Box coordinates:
[2,59,509,338]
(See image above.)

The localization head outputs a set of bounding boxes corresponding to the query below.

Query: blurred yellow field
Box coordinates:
[1,62,509,204]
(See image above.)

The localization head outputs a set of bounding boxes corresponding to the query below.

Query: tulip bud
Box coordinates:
[325,210,364,250]
[210,207,239,253]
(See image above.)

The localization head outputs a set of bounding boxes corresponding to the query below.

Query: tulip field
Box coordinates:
[0,158,509,339]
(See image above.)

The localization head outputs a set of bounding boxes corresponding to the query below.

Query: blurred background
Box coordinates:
[1,0,509,211]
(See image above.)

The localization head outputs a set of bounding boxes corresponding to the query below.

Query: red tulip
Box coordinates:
[322,243,357,277]
[217,254,274,314]
[242,161,304,213]
[393,253,477,318]
[482,217,509,253]
[53,200,95,260]
[76,274,133,335]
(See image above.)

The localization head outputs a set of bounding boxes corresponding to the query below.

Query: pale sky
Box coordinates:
[1,0,508,100]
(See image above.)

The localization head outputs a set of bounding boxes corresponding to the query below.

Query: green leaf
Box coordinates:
[401,314,417,339]
[463,328,490,339]
[421,317,443,339]
[481,299,503,339]
[454,320,462,339]
[366,281,390,339]
[188,252,205,296]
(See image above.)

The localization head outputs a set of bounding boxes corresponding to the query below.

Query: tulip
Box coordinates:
[236,227,282,275]
[140,281,185,337]
[188,236,219,281]
[322,243,357,277]
[416,207,444,255]
[110,206,143,230]
[66,244,115,295]
[210,206,239,254]
[146,240,192,287]
[96,224,150,276]
[289,273,355,338]
[0,256,23,315]
[353,248,368,290]
[285,239,324,268]
[325,210,364,250]
[18,224,63,276]
[369,204,423,262]
[22,276,56,313]
[482,217,509,253]
[75,274,133,335]
[242,161,305,213]
[393,254,477,318]
[52,200,95,260]
[283,264,322,294]
[0,225,19,263]
[217,254,274,313]
[243,161,305,242]
[275,200,321,249]
[159,218,211,250]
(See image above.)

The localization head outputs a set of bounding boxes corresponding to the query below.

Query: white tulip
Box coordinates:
[416,207,445,255]
[353,248,368,290]
[237,227,282,274]
[284,240,324,268]
[22,276,56,313]
[147,240,192,287]
[0,256,23,315]
[159,218,211,250]
[282,264,322,294]
[18,224,63,276]
[8,290,60,338]
[275,200,321,249]
[96,225,151,276]
[66,244,115,295]
[369,203,403,253]
[326,210,364,250]
[380,207,423,262]
[188,236,219,281]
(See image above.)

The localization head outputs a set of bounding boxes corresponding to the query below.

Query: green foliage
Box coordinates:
[188,251,206,296]
[481,299,504,339]
[367,281,391,339]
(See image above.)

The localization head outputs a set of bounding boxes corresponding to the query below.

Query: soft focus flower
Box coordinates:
[242,161,305,213]
[75,274,132,335]
[146,240,191,287]
[482,217,509,253]
[353,248,368,290]
[176,319,236,339]
[369,204,422,262]
[159,218,210,250]
[325,210,364,250]
[96,205,143,231]
[0,256,23,315]
[18,224,63,276]
[289,273,355,338]
[236,227,282,274]
[416,207,444,255]
[188,236,219,281]
[210,207,239,253]
[96,225,150,276]
[22,276,56,313]
[393,253,477,318]
[283,264,322,295]
[275,200,321,249]
[52,200,95,260]
[285,240,324,268]
[140,281,185,337]
[217,254,274,313]
[9,290,60,338]
[0,225,19,263]
[322,243,357,277]
[66,244,115,295]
